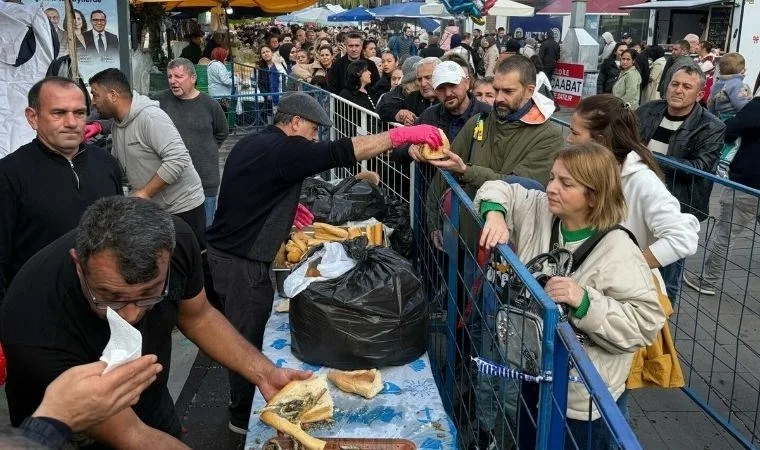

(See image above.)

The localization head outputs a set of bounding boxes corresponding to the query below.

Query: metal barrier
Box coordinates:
[550,115,760,448]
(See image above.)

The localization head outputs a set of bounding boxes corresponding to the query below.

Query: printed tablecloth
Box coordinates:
[244,297,458,450]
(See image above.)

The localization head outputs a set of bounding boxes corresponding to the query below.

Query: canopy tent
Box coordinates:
[537,0,637,15]
[285,5,345,24]
[327,6,375,22]
[132,0,316,14]
[620,0,727,9]
[370,1,453,19]
[420,0,533,17]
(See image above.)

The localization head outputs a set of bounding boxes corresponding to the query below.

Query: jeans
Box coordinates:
[207,245,273,427]
[703,188,760,285]
[564,393,628,450]
[204,196,217,228]
[503,175,545,191]
[660,258,684,304]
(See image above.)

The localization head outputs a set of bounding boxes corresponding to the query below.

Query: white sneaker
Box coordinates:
[683,273,716,296]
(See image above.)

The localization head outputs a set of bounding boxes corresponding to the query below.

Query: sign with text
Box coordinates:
[550,62,584,108]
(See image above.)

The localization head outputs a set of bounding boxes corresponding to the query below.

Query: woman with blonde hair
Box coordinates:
[475,142,665,448]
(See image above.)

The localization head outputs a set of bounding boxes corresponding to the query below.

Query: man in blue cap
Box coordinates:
[206,91,443,434]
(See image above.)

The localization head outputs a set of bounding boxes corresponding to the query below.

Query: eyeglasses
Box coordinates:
[80,269,170,311]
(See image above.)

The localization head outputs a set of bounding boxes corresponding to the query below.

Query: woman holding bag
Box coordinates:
[475,142,665,448]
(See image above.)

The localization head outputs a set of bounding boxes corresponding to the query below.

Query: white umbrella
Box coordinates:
[420,0,533,17]
[292,6,344,23]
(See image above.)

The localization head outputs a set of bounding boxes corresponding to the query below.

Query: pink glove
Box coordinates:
[84,122,102,141]
[293,203,315,230]
[388,124,443,149]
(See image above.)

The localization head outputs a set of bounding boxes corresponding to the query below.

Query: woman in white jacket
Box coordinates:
[567,94,700,281]
[475,142,665,448]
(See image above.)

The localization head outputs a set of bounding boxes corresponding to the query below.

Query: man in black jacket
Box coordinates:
[0,77,122,301]
[376,57,439,124]
[327,32,380,94]
[206,92,443,434]
[636,65,725,301]
[420,35,445,58]
[538,29,560,79]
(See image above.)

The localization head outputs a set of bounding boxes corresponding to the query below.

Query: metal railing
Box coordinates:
[550,115,760,449]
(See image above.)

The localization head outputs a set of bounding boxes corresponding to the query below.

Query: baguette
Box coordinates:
[287,247,303,263]
[373,223,383,247]
[328,369,383,399]
[291,232,309,252]
[260,412,326,450]
[307,238,330,247]
[313,222,349,241]
[347,227,362,240]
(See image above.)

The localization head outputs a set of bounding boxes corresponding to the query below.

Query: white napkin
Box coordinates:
[99,307,143,374]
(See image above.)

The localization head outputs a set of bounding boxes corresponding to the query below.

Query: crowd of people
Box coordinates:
[0,16,760,450]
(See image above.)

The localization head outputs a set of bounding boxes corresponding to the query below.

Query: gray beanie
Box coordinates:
[400,56,423,84]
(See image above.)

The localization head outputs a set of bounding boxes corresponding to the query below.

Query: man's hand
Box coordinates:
[257,366,313,402]
[394,110,417,125]
[33,356,162,432]
[408,144,423,162]
[428,150,467,174]
[431,230,444,250]
[130,189,151,200]
[479,211,509,250]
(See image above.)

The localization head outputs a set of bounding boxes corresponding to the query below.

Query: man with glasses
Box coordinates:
[0,77,122,303]
[1,196,312,448]
[83,10,119,56]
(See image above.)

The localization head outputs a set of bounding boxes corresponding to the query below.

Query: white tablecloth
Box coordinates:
[244,297,458,450]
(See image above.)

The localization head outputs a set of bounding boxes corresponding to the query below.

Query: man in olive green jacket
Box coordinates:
[424,55,564,246]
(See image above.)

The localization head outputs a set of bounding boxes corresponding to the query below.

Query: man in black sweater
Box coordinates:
[0,77,122,301]
[539,29,561,79]
[206,91,443,433]
[327,32,380,95]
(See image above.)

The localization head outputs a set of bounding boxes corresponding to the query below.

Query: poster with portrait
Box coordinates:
[33,0,122,83]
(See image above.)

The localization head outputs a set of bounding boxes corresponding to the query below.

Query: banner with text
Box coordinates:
[551,62,584,108]
[34,0,122,83]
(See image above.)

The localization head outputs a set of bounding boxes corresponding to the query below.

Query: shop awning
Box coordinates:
[537,0,639,15]
[620,0,728,9]
[131,0,316,14]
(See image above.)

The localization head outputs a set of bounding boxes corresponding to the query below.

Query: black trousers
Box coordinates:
[174,203,207,249]
[207,245,273,425]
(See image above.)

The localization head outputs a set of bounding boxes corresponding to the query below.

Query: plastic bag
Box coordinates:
[282,242,357,298]
[290,238,428,370]
[299,178,387,225]
[384,198,412,257]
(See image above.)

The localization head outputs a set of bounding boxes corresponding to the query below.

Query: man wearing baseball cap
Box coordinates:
[205,91,443,434]
[621,32,633,46]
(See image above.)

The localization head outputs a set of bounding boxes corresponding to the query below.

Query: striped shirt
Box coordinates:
[646,111,689,155]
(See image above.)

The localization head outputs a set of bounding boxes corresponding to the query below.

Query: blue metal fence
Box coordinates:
[551,116,760,449]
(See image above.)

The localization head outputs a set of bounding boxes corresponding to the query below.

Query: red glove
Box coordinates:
[84,122,102,141]
[388,124,443,149]
[293,203,314,230]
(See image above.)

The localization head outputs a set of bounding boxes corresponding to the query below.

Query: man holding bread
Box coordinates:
[206,91,443,434]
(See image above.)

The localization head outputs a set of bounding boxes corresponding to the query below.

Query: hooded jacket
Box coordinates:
[597,56,620,94]
[426,92,563,231]
[620,152,700,268]
[612,66,642,109]
[636,100,725,221]
[112,92,205,214]
[707,73,753,119]
[473,182,665,420]
[599,32,616,62]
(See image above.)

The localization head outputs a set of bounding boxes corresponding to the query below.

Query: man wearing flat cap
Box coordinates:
[205,91,443,434]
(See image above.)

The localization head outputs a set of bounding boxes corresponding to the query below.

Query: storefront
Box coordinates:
[536,0,650,44]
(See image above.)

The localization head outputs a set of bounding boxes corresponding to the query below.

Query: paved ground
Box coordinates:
[1,108,757,449]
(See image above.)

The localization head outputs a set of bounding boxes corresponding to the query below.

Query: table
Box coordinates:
[244,297,458,450]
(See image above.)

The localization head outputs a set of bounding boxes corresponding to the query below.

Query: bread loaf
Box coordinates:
[420,128,450,161]
[328,369,383,399]
[313,222,349,241]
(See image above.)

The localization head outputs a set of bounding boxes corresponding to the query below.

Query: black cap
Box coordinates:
[277,92,333,127]
[622,32,631,39]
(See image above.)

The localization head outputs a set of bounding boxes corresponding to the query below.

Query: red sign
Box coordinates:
[550,62,585,108]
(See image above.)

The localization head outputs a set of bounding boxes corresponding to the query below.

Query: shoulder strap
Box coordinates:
[551,219,638,272]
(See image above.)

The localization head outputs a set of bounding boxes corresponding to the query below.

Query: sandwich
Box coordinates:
[419,128,450,161]
[328,369,383,399]
[259,375,333,450]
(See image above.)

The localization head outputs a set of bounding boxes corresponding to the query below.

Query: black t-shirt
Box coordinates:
[0,216,204,434]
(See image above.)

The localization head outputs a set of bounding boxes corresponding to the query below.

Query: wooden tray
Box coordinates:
[261,436,417,450]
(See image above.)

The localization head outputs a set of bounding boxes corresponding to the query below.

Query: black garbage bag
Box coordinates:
[299,178,387,225]
[290,237,428,369]
[300,178,334,221]
[327,178,387,224]
[384,198,412,257]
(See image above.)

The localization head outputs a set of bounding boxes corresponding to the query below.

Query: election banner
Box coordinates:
[550,62,584,108]
[34,0,122,82]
